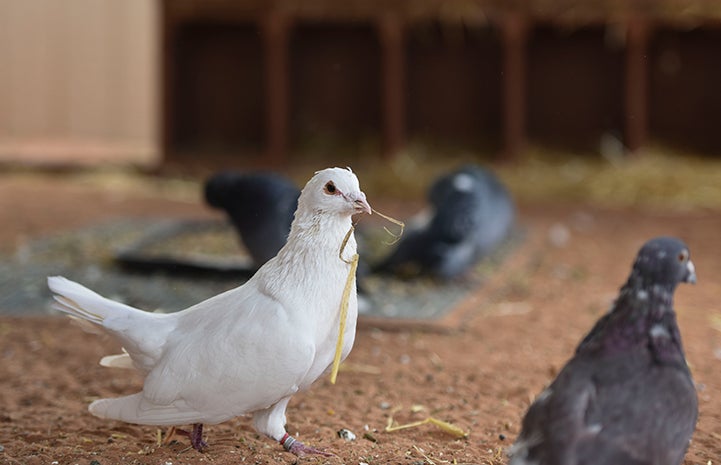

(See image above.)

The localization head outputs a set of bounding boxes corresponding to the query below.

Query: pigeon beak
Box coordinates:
[684,259,697,284]
[346,191,372,215]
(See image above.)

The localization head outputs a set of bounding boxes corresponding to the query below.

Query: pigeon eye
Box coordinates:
[678,250,688,262]
[324,181,338,195]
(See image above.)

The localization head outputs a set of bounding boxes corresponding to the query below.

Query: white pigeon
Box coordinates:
[47,167,371,456]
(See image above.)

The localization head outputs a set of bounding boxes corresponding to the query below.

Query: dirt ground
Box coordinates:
[0,172,719,465]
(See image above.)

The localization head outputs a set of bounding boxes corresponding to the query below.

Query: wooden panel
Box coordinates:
[649,27,721,152]
[406,22,502,151]
[170,21,264,154]
[290,23,382,153]
[527,25,625,152]
[0,0,158,164]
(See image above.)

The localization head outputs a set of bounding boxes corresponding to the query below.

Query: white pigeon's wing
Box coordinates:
[139,283,317,424]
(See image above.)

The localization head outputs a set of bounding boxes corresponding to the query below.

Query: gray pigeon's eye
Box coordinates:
[678,250,688,262]
[324,181,337,195]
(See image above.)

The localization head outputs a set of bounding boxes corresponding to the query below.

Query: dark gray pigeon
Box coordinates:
[204,171,300,268]
[374,164,514,279]
[509,237,698,465]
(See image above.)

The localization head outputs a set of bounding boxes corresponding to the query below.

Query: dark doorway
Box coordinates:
[406,22,502,152]
[649,27,721,153]
[290,22,382,158]
[170,22,264,156]
[527,25,625,152]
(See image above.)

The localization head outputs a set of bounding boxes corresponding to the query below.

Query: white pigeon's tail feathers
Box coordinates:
[89,393,144,422]
[48,276,174,372]
[48,276,143,325]
[99,349,136,369]
[89,393,206,426]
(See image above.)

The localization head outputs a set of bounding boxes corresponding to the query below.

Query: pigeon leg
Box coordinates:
[162,426,177,445]
[280,433,335,457]
[176,423,208,451]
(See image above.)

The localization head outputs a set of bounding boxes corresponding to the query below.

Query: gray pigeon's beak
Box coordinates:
[684,259,697,284]
[346,191,372,215]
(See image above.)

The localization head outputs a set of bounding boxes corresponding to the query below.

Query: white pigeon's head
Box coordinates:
[297,167,371,217]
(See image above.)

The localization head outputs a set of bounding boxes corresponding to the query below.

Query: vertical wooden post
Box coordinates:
[500,14,528,162]
[262,11,290,167]
[159,1,175,165]
[625,17,650,155]
[378,14,405,160]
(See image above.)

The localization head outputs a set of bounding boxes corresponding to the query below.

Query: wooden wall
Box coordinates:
[2,1,720,167]
[0,0,159,165]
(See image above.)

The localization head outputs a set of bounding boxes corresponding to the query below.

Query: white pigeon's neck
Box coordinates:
[265,207,357,276]
[253,208,357,305]
[287,209,354,256]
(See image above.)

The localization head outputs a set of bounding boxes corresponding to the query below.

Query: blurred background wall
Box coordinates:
[1,1,720,169]
[0,0,159,165]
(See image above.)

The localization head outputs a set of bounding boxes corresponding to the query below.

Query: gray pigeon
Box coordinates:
[204,171,300,268]
[509,237,698,465]
[375,164,514,279]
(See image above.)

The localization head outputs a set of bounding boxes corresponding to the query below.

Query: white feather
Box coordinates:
[99,349,134,369]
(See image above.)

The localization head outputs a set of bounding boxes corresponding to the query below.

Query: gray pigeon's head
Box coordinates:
[632,237,696,289]
[298,167,371,217]
[428,167,482,207]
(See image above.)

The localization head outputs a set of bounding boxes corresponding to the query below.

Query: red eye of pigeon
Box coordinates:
[678,251,688,262]
[324,181,337,195]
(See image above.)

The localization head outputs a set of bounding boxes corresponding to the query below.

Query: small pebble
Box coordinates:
[714,347,721,360]
[548,223,570,248]
[337,428,356,441]
[499,434,506,441]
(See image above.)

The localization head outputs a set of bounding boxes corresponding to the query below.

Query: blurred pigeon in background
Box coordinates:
[374,164,514,279]
[49,167,371,456]
[204,171,300,268]
[509,237,698,465]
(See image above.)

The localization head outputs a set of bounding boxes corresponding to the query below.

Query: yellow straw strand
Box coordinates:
[330,252,359,384]
[330,208,402,383]
[339,225,355,264]
[385,416,468,438]
[371,208,405,245]
[426,417,469,438]
[385,418,430,432]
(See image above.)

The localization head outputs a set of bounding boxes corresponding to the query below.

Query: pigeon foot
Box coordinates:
[176,423,208,451]
[280,433,334,457]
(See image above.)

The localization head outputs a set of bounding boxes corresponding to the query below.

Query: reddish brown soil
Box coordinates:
[1,174,719,465]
